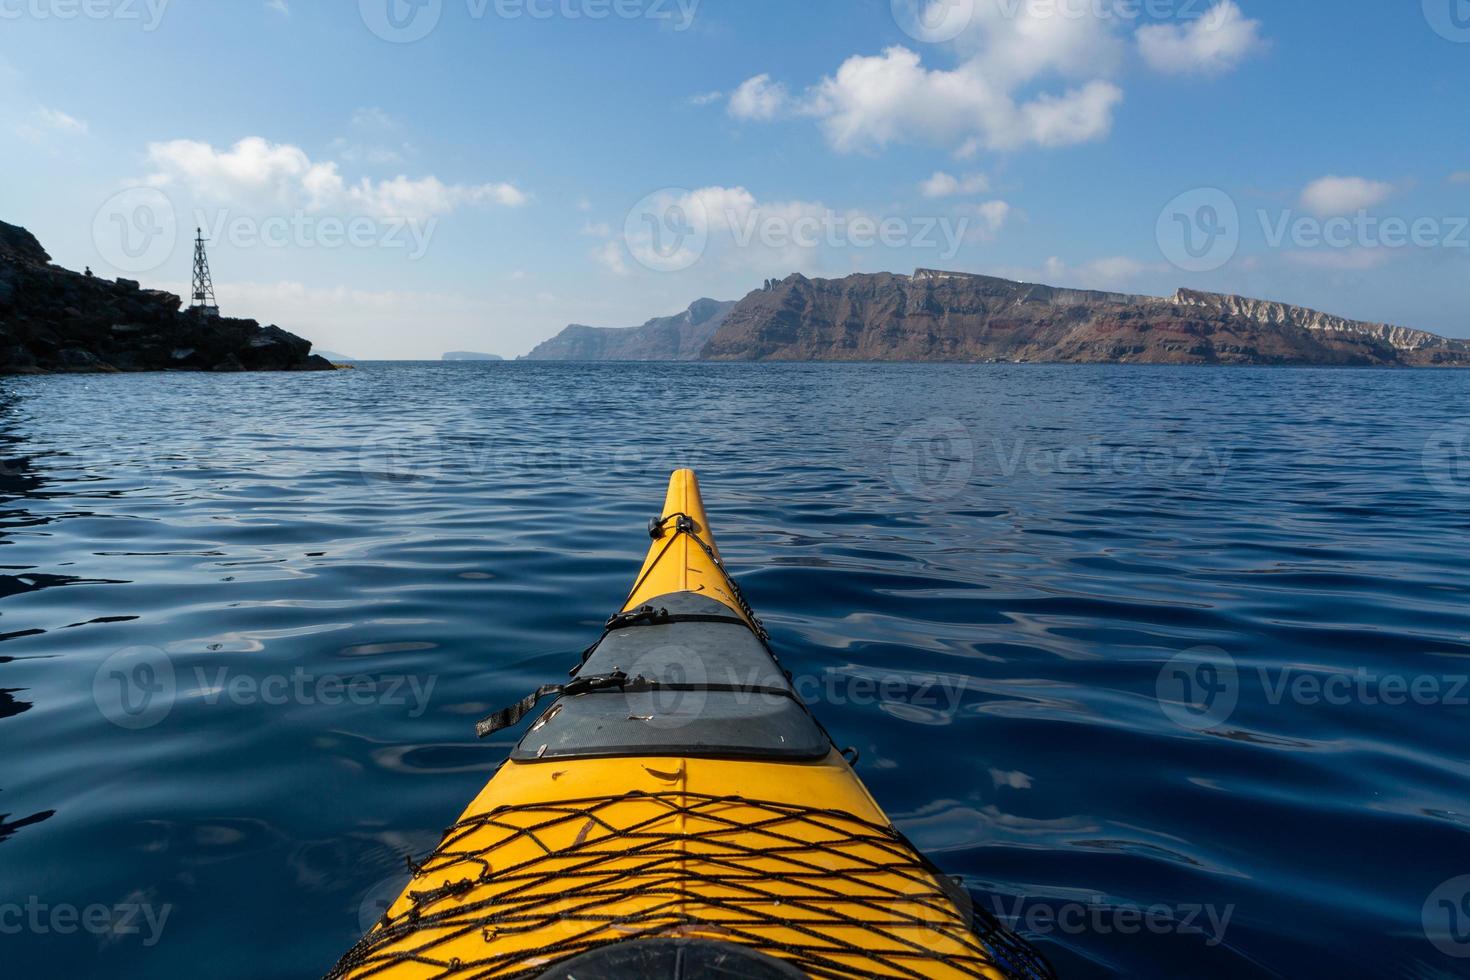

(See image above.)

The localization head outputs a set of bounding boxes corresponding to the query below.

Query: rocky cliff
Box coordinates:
[522,298,735,361]
[0,221,334,375]
[700,270,1470,367]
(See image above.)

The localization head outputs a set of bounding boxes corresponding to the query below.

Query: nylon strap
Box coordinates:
[606,605,753,632]
[475,672,628,738]
[475,674,799,739]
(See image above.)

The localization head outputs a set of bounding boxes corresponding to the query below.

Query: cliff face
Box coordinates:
[522,298,735,361]
[0,221,334,375]
[700,270,1470,367]
[1171,289,1466,355]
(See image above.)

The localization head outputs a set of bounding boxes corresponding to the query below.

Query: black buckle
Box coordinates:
[605,605,670,631]
[561,671,629,698]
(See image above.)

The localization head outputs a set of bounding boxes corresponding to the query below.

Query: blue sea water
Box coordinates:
[2,362,1469,979]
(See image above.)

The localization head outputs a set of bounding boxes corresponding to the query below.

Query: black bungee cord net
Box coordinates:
[326,791,1054,980]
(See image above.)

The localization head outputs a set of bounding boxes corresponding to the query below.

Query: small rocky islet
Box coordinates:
[0,221,333,375]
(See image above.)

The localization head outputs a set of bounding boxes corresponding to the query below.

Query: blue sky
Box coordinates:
[2,0,1468,358]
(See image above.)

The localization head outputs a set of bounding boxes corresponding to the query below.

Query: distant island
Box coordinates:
[526,269,1470,368]
[443,351,504,361]
[0,221,333,375]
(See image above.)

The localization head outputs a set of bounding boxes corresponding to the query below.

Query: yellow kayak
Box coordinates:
[328,471,1053,980]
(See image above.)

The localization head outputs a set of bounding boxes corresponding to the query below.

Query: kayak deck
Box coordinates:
[327,471,1051,980]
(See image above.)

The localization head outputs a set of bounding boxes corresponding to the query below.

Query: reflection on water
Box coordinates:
[0,394,57,850]
[0,363,1468,979]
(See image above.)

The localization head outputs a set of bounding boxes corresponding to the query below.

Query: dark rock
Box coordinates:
[298,354,336,371]
[57,349,114,372]
[0,221,335,375]
[0,345,36,372]
[0,221,49,264]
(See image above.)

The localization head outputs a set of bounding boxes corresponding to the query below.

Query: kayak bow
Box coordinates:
[328,470,1053,980]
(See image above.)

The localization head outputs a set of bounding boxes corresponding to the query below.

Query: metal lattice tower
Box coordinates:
[190,227,219,317]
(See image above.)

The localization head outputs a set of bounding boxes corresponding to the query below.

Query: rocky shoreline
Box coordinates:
[0,221,333,375]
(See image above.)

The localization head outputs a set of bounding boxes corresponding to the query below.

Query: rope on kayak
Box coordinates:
[562,510,773,682]
[636,512,770,644]
[324,791,1056,980]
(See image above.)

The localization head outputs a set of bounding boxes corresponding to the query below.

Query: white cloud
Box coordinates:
[350,106,398,131]
[742,45,1122,155]
[920,171,991,198]
[729,1,1142,154]
[332,108,412,165]
[1015,81,1124,148]
[976,200,1011,232]
[346,174,529,217]
[728,74,790,121]
[688,90,724,106]
[1137,1,1266,76]
[1299,176,1395,217]
[266,0,288,15]
[952,0,1128,84]
[19,105,88,142]
[36,106,88,134]
[592,239,629,276]
[330,138,413,167]
[954,200,1013,244]
[144,137,528,221]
